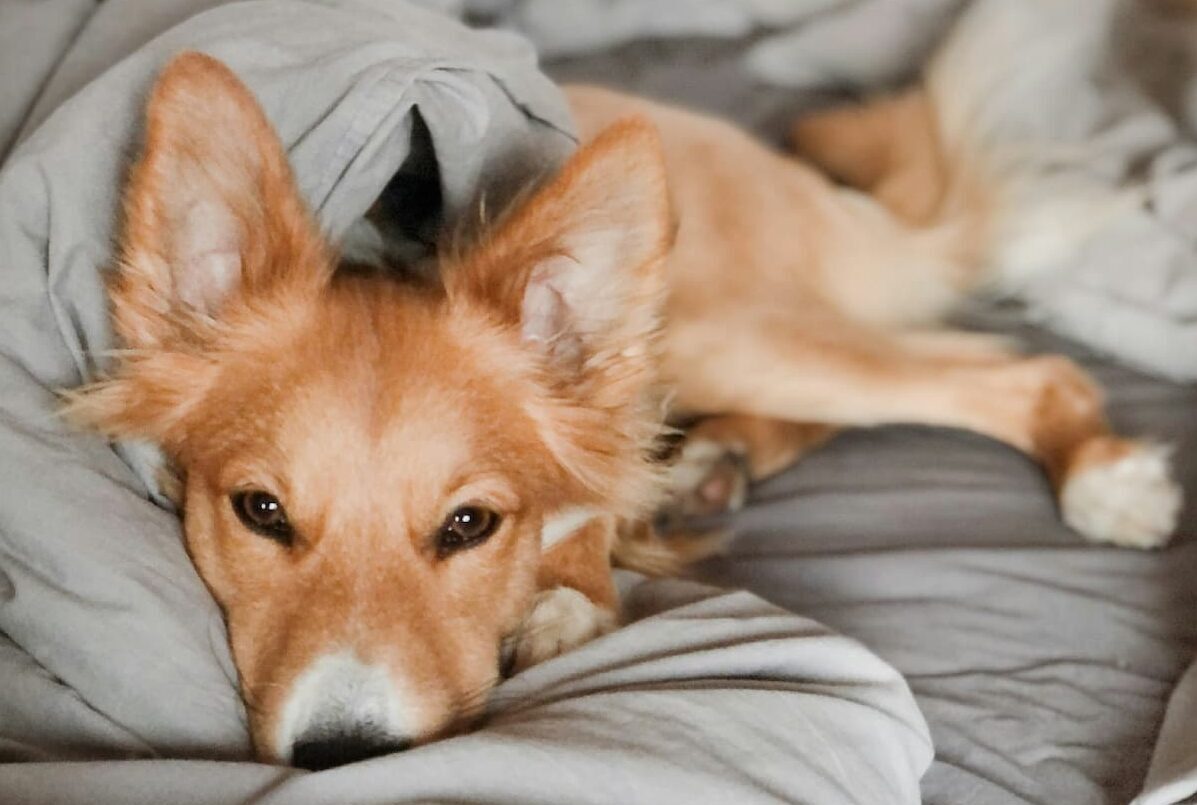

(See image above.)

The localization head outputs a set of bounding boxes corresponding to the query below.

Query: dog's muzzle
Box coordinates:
[275,651,417,769]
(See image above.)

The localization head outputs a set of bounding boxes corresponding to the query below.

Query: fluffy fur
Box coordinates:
[69,0,1182,770]
[68,53,673,765]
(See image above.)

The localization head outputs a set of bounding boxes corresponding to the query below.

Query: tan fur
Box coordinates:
[71,51,1175,766]
[537,516,619,611]
[791,89,947,225]
[686,416,837,481]
[564,84,1135,503]
[71,54,672,762]
[611,518,730,576]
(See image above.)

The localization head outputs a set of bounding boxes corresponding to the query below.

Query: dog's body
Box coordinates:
[72,0,1182,771]
[571,82,1181,544]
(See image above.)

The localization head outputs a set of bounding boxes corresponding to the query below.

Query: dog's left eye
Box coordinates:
[231,491,294,545]
[436,505,501,557]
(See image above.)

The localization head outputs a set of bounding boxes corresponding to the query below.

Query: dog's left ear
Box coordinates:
[452,117,673,381]
[447,117,673,513]
[113,51,330,350]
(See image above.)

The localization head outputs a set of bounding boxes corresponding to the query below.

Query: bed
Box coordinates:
[0,1,1194,803]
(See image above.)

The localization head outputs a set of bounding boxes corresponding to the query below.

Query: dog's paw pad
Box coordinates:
[664,438,749,519]
[510,587,616,673]
[1061,441,1181,549]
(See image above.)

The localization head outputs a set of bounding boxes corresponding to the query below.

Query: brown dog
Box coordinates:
[70,7,1180,769]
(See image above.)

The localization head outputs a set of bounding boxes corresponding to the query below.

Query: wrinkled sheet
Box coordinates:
[1136,658,1197,805]
[0,579,933,805]
[0,0,933,803]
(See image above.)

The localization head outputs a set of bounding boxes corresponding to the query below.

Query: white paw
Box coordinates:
[1061,443,1182,549]
[510,587,616,673]
[664,438,749,519]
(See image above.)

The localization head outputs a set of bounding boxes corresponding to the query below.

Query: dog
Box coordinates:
[69,2,1182,772]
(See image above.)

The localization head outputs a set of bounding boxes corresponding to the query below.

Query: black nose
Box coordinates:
[291,731,412,771]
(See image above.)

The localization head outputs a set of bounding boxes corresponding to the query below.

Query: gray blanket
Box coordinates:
[0,0,932,802]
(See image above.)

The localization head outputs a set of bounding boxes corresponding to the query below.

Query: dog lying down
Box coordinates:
[69,5,1182,772]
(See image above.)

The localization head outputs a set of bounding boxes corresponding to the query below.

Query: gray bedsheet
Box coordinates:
[0,578,933,805]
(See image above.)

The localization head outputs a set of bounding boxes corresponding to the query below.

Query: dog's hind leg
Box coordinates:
[790,89,947,226]
[667,318,1181,548]
[662,330,1019,519]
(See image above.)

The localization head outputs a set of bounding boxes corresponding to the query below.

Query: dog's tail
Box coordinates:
[792,0,1132,298]
[923,0,1133,291]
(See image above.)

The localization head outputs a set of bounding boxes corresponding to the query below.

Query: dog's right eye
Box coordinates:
[436,505,501,558]
[231,491,294,545]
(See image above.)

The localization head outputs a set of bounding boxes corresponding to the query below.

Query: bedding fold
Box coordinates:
[0,579,934,804]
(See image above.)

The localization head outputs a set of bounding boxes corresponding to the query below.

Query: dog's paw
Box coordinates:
[662,438,749,520]
[1060,439,1182,549]
[510,587,616,673]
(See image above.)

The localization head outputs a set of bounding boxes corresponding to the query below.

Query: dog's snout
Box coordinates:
[273,651,422,766]
[292,731,411,771]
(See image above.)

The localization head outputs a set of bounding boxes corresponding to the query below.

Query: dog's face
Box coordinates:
[71,53,671,767]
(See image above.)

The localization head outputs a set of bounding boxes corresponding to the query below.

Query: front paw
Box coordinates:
[508,587,617,674]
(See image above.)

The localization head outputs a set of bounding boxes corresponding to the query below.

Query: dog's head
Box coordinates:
[70,53,671,767]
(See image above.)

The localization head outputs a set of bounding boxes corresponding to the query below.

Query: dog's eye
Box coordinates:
[231,491,293,545]
[437,505,501,557]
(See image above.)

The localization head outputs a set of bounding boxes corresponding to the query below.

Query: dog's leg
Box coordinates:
[665,416,838,517]
[664,330,1019,518]
[510,515,619,673]
[670,321,1181,548]
[790,89,946,225]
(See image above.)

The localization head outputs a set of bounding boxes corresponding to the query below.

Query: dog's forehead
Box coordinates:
[276,373,477,486]
[227,283,543,516]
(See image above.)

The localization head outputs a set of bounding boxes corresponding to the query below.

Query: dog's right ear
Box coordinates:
[112,51,330,350]
[67,53,330,446]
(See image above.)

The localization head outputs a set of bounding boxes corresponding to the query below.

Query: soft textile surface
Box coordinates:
[1136,659,1197,805]
[450,0,852,58]
[474,0,1197,384]
[0,0,93,162]
[0,0,933,802]
[0,578,933,805]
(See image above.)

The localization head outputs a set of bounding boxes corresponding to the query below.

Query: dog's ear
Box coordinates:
[69,53,328,446]
[446,118,673,515]
[451,118,673,382]
[113,51,330,350]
